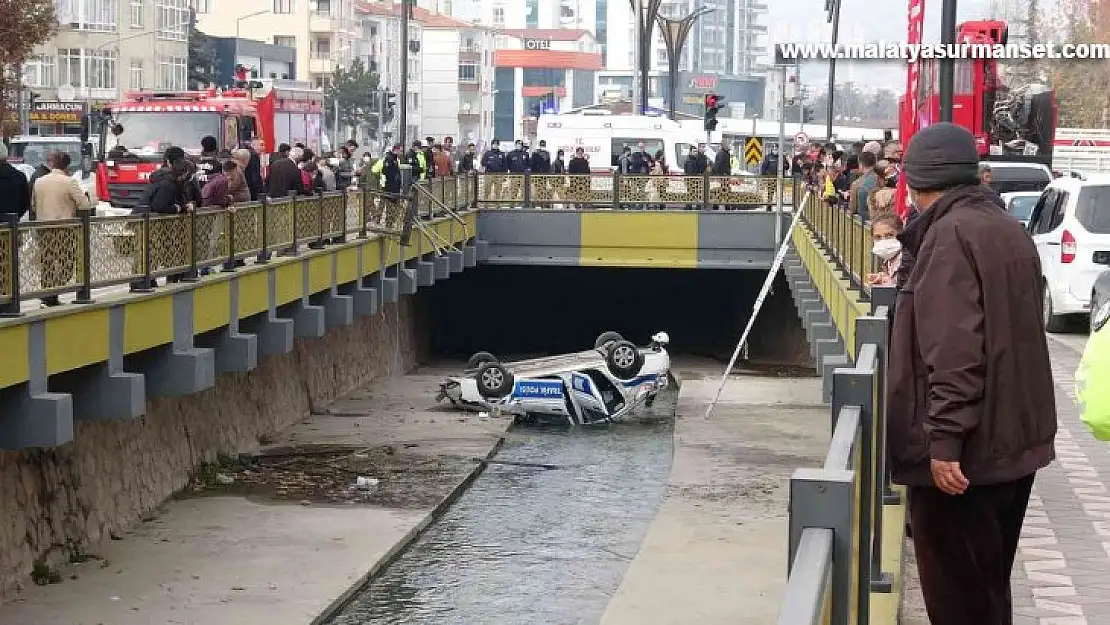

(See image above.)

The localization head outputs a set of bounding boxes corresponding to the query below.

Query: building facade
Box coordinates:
[208,37,297,85]
[194,0,358,89]
[356,1,424,149]
[20,0,191,132]
[419,12,495,146]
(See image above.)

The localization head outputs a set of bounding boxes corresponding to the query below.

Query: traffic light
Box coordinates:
[704,93,723,132]
[383,91,397,121]
[803,106,815,123]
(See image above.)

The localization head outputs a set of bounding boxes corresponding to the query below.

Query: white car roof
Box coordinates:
[1046,174,1110,192]
[1001,191,1042,199]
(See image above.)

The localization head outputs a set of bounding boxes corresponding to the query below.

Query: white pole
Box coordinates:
[634,0,643,114]
[704,191,811,420]
[775,64,786,244]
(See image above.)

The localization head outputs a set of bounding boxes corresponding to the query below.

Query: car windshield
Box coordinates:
[1007,195,1039,221]
[1075,185,1110,234]
[110,112,221,157]
[10,142,83,173]
[989,166,1051,193]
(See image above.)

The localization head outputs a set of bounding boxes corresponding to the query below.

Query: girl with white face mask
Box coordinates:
[866,213,904,287]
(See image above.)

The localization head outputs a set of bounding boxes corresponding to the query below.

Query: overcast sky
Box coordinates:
[767,0,1062,91]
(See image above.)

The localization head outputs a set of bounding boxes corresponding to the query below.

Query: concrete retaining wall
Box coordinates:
[0,295,430,600]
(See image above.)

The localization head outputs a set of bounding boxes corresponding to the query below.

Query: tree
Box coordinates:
[325,59,381,140]
[807,82,899,129]
[1044,0,1110,126]
[188,24,219,89]
[0,0,56,138]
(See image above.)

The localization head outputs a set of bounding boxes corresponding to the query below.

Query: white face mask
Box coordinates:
[363,156,371,162]
[872,238,902,261]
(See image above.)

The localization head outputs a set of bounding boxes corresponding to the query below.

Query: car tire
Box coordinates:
[1044,283,1067,333]
[594,331,624,349]
[606,340,644,379]
[475,362,513,399]
[467,351,499,370]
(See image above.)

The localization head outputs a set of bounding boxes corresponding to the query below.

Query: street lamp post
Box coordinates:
[656,7,712,121]
[235,11,269,66]
[628,0,664,115]
[825,0,842,142]
[938,0,958,121]
[399,0,412,149]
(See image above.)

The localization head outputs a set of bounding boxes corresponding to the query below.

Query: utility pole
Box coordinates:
[634,0,642,114]
[776,63,787,245]
[938,0,957,122]
[825,0,841,142]
[399,0,411,149]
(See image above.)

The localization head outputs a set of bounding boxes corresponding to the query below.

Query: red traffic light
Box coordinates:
[235,64,248,82]
[705,94,718,109]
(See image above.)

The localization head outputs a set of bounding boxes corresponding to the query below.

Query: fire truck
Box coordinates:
[96,79,325,208]
[897,4,1058,215]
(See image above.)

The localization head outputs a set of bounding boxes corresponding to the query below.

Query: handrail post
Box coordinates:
[471,172,479,209]
[223,208,238,272]
[832,362,876,621]
[183,208,199,282]
[258,194,271,264]
[286,195,300,256]
[612,170,620,210]
[75,209,94,304]
[358,186,368,238]
[523,171,532,209]
[856,315,895,593]
[0,214,22,316]
[313,190,325,249]
[788,467,855,625]
[131,210,154,293]
[701,171,710,210]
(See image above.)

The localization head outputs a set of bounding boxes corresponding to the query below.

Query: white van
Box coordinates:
[536,114,706,174]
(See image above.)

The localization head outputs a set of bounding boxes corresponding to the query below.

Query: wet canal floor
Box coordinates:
[327,392,677,625]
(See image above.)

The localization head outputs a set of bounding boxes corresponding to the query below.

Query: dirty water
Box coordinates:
[326,389,677,625]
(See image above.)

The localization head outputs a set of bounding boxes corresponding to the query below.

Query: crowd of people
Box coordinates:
[818,122,1057,624]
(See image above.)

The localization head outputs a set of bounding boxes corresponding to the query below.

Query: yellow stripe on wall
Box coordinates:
[46,309,110,375]
[308,255,331,293]
[336,247,359,285]
[273,263,302,306]
[0,324,30,388]
[123,297,173,354]
[361,238,383,276]
[193,281,230,334]
[579,212,698,268]
[238,271,269,319]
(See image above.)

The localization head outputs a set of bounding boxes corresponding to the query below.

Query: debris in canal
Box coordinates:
[473,458,573,470]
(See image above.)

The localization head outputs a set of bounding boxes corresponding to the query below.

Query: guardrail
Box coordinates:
[802,189,879,295]
[0,176,476,316]
[777,286,899,625]
[473,173,798,210]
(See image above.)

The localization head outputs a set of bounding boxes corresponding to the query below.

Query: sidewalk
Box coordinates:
[599,373,829,625]
[0,367,511,625]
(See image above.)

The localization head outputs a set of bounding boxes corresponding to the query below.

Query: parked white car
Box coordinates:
[1028,175,1110,332]
[1001,191,1041,228]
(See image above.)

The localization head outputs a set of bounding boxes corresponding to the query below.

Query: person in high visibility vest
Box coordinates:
[371,144,403,194]
[406,140,428,180]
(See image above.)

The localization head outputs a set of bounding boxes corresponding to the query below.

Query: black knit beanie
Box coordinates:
[902,122,980,191]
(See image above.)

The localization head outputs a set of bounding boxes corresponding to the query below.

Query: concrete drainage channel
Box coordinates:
[316,388,678,625]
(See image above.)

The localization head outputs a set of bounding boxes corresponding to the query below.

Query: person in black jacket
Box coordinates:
[458,143,477,174]
[505,140,529,203]
[265,149,304,199]
[712,142,732,210]
[423,137,436,179]
[566,147,591,208]
[0,144,31,220]
[682,145,706,209]
[480,140,507,200]
[530,139,552,200]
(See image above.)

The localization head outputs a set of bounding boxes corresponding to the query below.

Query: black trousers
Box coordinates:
[910,473,1034,625]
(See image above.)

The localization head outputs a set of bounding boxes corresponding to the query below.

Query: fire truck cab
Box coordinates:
[96,80,324,209]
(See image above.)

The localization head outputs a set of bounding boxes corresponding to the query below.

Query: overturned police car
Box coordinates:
[436,331,672,426]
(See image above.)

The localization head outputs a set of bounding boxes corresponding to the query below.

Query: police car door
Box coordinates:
[568,372,607,420]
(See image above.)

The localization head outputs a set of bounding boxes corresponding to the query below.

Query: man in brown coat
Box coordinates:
[32,151,92,306]
[886,122,1057,624]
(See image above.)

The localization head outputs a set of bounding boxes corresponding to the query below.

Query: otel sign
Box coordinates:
[523,38,552,50]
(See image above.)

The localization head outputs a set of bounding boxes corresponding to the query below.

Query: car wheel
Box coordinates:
[467,351,498,370]
[606,340,644,379]
[475,362,513,399]
[1043,283,1067,333]
[594,331,624,349]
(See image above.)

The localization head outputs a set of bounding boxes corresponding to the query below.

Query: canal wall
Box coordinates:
[0,295,431,600]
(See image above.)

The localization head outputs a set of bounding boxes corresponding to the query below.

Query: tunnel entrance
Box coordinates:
[426,265,812,367]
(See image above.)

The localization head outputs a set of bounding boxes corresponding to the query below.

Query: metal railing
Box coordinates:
[473,173,795,210]
[804,194,880,294]
[0,177,477,316]
[776,287,898,625]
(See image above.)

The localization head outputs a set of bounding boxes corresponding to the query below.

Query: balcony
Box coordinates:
[309,13,344,34]
[458,78,480,92]
[309,57,337,74]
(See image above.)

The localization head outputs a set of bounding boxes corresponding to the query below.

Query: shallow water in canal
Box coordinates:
[328,392,676,625]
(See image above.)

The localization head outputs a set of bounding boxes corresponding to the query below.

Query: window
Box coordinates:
[129,0,143,27]
[274,0,295,13]
[129,59,144,89]
[194,0,210,13]
[313,0,330,15]
[492,6,504,26]
[85,49,117,90]
[312,37,331,58]
[156,55,187,90]
[274,35,297,47]
[155,0,190,41]
[23,54,55,88]
[313,75,328,89]
[58,49,83,89]
[458,64,477,82]
[73,0,118,32]
[1076,186,1110,233]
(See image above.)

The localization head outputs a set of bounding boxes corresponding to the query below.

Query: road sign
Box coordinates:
[794,132,809,148]
[744,136,763,166]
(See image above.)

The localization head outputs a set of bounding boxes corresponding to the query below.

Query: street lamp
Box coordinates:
[824,0,841,143]
[656,6,713,121]
[628,0,664,115]
[235,10,269,63]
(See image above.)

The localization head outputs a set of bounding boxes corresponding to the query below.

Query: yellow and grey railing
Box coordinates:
[777,286,902,625]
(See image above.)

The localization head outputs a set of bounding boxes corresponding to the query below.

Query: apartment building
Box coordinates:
[194,0,358,89]
[20,0,191,133]
[356,1,423,148]
[419,13,495,145]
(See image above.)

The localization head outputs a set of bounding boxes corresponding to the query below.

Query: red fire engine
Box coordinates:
[896,4,1058,216]
[96,79,325,208]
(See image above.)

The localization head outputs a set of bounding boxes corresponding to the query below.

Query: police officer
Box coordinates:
[407,140,428,180]
[423,136,437,179]
[530,139,552,199]
[480,139,507,200]
[505,140,529,203]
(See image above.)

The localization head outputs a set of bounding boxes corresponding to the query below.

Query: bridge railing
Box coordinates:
[777,287,898,625]
[0,179,476,316]
[804,192,879,294]
[472,173,795,210]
